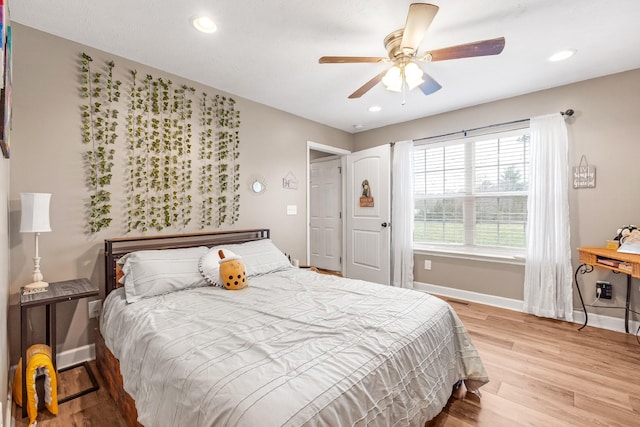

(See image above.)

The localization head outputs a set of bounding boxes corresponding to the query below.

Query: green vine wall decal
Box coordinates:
[198,94,241,228]
[125,74,196,232]
[81,52,239,234]
[125,70,151,232]
[80,53,121,233]
[199,92,215,228]
[174,84,195,228]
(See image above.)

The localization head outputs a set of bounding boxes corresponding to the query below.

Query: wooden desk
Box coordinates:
[575,247,640,333]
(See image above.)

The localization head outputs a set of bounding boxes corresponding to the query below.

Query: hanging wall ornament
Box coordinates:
[572,155,596,189]
[359,179,374,207]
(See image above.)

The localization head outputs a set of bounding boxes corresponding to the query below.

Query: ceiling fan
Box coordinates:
[319,3,505,100]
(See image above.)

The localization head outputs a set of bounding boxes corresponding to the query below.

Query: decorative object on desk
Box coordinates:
[282,171,298,190]
[20,193,52,290]
[572,155,595,189]
[618,229,640,255]
[605,240,619,250]
[614,224,638,244]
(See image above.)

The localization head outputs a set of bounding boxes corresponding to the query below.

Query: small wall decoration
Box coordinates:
[283,171,298,190]
[572,155,596,189]
[248,175,267,194]
[359,179,374,207]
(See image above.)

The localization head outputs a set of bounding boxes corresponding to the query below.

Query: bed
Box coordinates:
[97,229,488,426]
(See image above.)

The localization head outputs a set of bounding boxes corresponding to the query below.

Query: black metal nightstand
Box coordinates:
[19,278,100,417]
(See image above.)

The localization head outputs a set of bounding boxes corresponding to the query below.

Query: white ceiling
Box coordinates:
[10,0,640,133]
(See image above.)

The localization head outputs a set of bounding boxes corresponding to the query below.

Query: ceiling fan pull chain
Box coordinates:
[401,70,407,105]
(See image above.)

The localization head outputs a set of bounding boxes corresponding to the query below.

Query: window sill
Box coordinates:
[413,245,526,266]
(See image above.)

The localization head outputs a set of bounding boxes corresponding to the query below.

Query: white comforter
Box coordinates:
[100,268,488,427]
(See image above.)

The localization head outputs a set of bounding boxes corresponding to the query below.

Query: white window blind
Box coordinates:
[414,129,530,254]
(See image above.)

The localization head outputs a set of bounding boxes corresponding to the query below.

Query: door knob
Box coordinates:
[381,222,390,228]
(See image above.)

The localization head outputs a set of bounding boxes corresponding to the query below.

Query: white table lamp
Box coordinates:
[20,193,52,290]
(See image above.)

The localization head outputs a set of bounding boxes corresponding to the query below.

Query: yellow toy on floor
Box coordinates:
[218,249,248,290]
[13,344,58,427]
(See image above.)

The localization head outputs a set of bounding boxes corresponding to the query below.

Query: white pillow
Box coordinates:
[122,246,209,303]
[199,239,292,286]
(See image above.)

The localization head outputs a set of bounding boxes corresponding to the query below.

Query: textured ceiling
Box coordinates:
[10,0,640,133]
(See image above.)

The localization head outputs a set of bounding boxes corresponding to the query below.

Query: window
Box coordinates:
[413,129,530,257]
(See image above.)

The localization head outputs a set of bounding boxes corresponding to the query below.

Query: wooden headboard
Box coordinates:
[104,229,270,296]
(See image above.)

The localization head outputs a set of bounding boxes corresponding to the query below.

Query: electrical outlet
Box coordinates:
[88,300,102,319]
[424,259,432,270]
[596,281,612,300]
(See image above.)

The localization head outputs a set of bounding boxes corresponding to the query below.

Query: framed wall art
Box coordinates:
[0,1,11,159]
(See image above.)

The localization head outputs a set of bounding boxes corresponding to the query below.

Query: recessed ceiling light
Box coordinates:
[353,124,364,130]
[369,106,382,112]
[548,49,575,62]
[192,15,217,33]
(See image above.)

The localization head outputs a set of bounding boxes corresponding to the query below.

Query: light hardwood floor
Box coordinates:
[428,297,640,427]
[15,298,640,426]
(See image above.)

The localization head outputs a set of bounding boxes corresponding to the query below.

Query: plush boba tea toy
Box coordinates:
[218,249,248,290]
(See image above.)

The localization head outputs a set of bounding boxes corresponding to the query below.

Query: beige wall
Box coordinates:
[0,157,8,409]
[355,69,640,317]
[7,24,352,363]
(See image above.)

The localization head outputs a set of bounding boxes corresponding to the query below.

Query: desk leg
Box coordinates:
[625,274,631,334]
[45,304,51,344]
[574,263,593,331]
[50,304,57,371]
[20,306,27,418]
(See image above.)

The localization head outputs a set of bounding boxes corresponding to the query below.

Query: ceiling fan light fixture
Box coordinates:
[404,62,424,90]
[382,65,403,92]
[382,65,402,92]
[191,15,217,33]
[382,63,424,92]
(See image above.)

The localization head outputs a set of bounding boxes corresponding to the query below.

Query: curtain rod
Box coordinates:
[413,109,574,143]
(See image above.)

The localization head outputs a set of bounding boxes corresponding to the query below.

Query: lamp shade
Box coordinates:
[20,193,52,233]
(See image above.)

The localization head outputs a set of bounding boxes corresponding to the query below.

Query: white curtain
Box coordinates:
[523,113,572,320]
[391,140,414,288]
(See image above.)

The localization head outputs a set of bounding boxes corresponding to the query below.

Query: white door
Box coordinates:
[345,145,391,285]
[309,158,342,271]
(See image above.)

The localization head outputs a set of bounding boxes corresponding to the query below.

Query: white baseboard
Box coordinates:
[414,281,640,335]
[5,393,11,427]
[57,344,95,369]
[414,281,524,311]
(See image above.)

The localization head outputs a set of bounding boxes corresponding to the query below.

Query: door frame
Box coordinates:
[306,141,351,272]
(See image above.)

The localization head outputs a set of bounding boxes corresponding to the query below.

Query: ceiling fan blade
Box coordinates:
[348,70,388,99]
[319,56,387,64]
[401,3,439,52]
[425,37,506,62]
[419,72,442,95]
